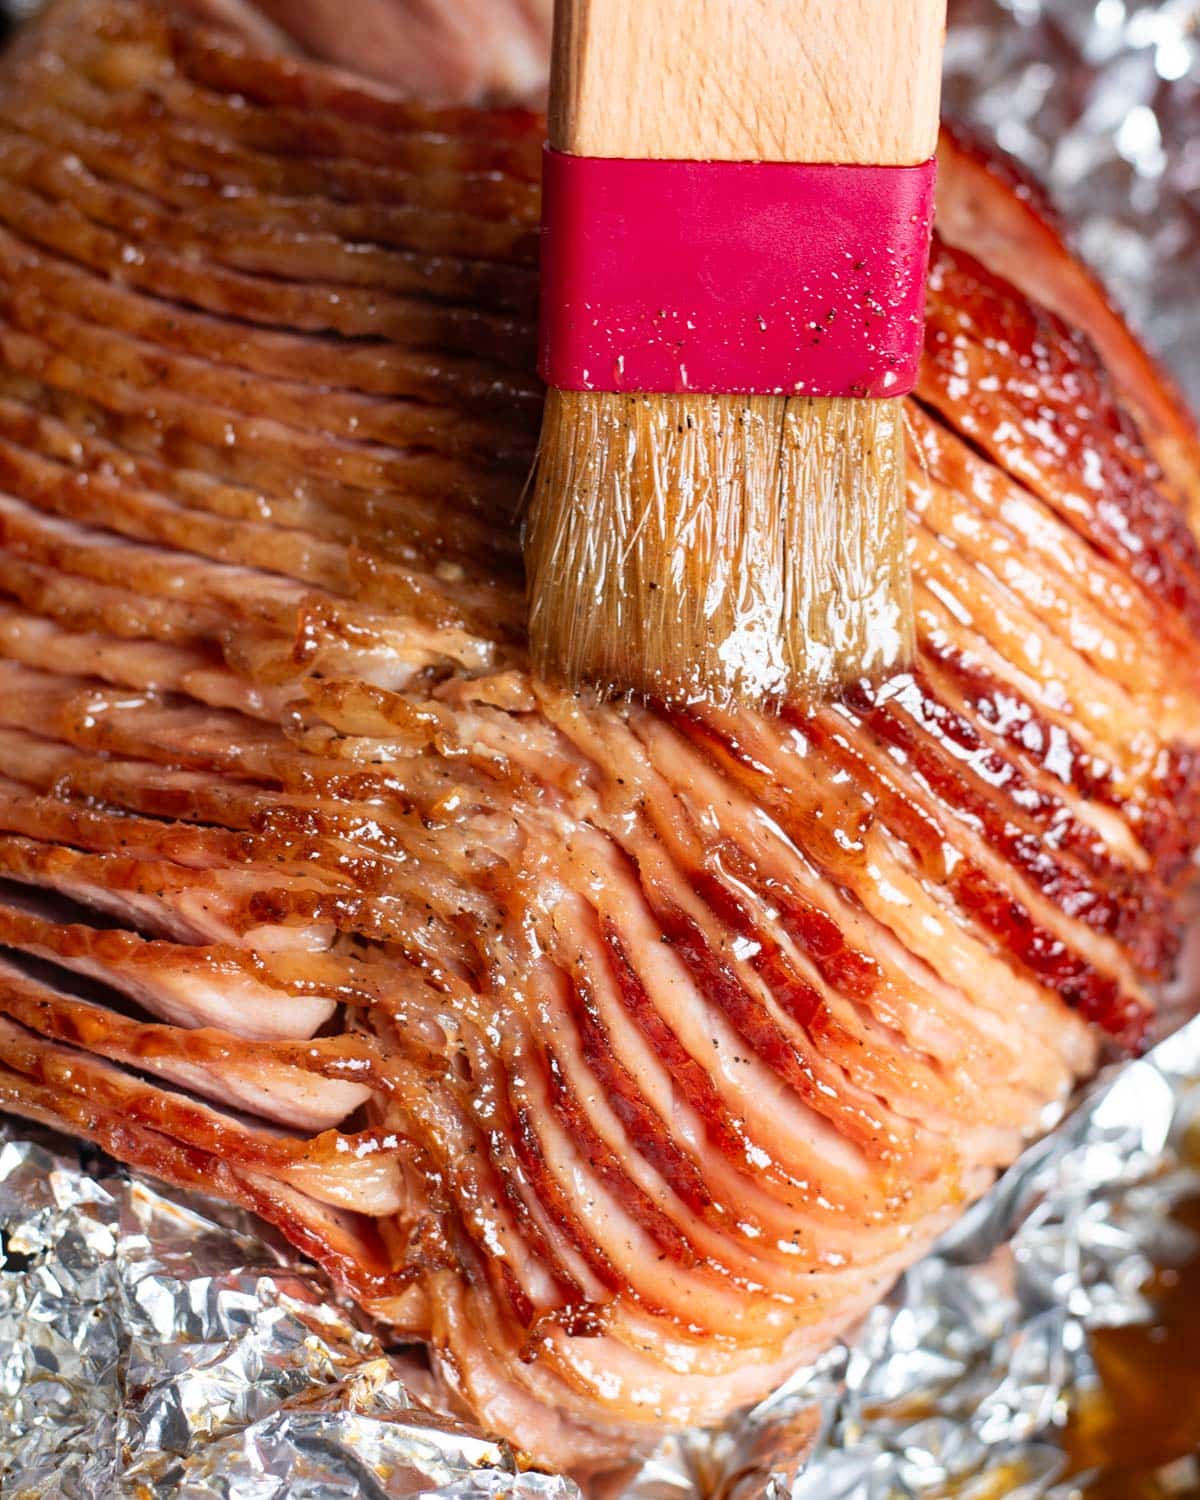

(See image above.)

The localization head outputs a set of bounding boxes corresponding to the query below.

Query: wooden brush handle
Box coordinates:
[550,0,946,163]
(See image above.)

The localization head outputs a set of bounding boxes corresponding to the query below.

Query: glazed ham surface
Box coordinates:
[0,0,1199,1473]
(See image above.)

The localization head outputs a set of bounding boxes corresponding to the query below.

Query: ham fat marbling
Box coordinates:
[0,0,1198,1471]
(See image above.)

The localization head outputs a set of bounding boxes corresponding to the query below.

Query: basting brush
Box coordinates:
[526,0,946,705]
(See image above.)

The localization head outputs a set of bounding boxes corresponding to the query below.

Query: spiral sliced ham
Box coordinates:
[0,0,1198,1472]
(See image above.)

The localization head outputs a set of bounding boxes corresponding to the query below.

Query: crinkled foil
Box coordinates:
[3,1,1200,1497]
[0,1132,578,1498]
[942,0,1200,400]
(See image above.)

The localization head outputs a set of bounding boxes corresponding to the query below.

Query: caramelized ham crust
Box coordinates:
[0,0,1198,1473]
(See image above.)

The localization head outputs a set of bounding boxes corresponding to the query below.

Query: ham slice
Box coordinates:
[177,0,553,103]
[0,0,1197,1474]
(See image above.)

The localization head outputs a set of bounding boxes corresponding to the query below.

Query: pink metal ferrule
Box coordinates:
[538,148,937,398]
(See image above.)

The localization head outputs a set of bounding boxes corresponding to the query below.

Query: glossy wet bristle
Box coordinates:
[526,390,913,705]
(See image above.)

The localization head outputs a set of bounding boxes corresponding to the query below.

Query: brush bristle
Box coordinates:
[525,390,913,706]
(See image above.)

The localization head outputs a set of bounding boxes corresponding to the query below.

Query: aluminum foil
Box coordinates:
[0,1132,580,1499]
[3,1,1200,1497]
[941,0,1200,401]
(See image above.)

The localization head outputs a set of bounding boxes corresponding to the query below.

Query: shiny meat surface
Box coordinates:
[0,0,1198,1473]
[176,0,553,101]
